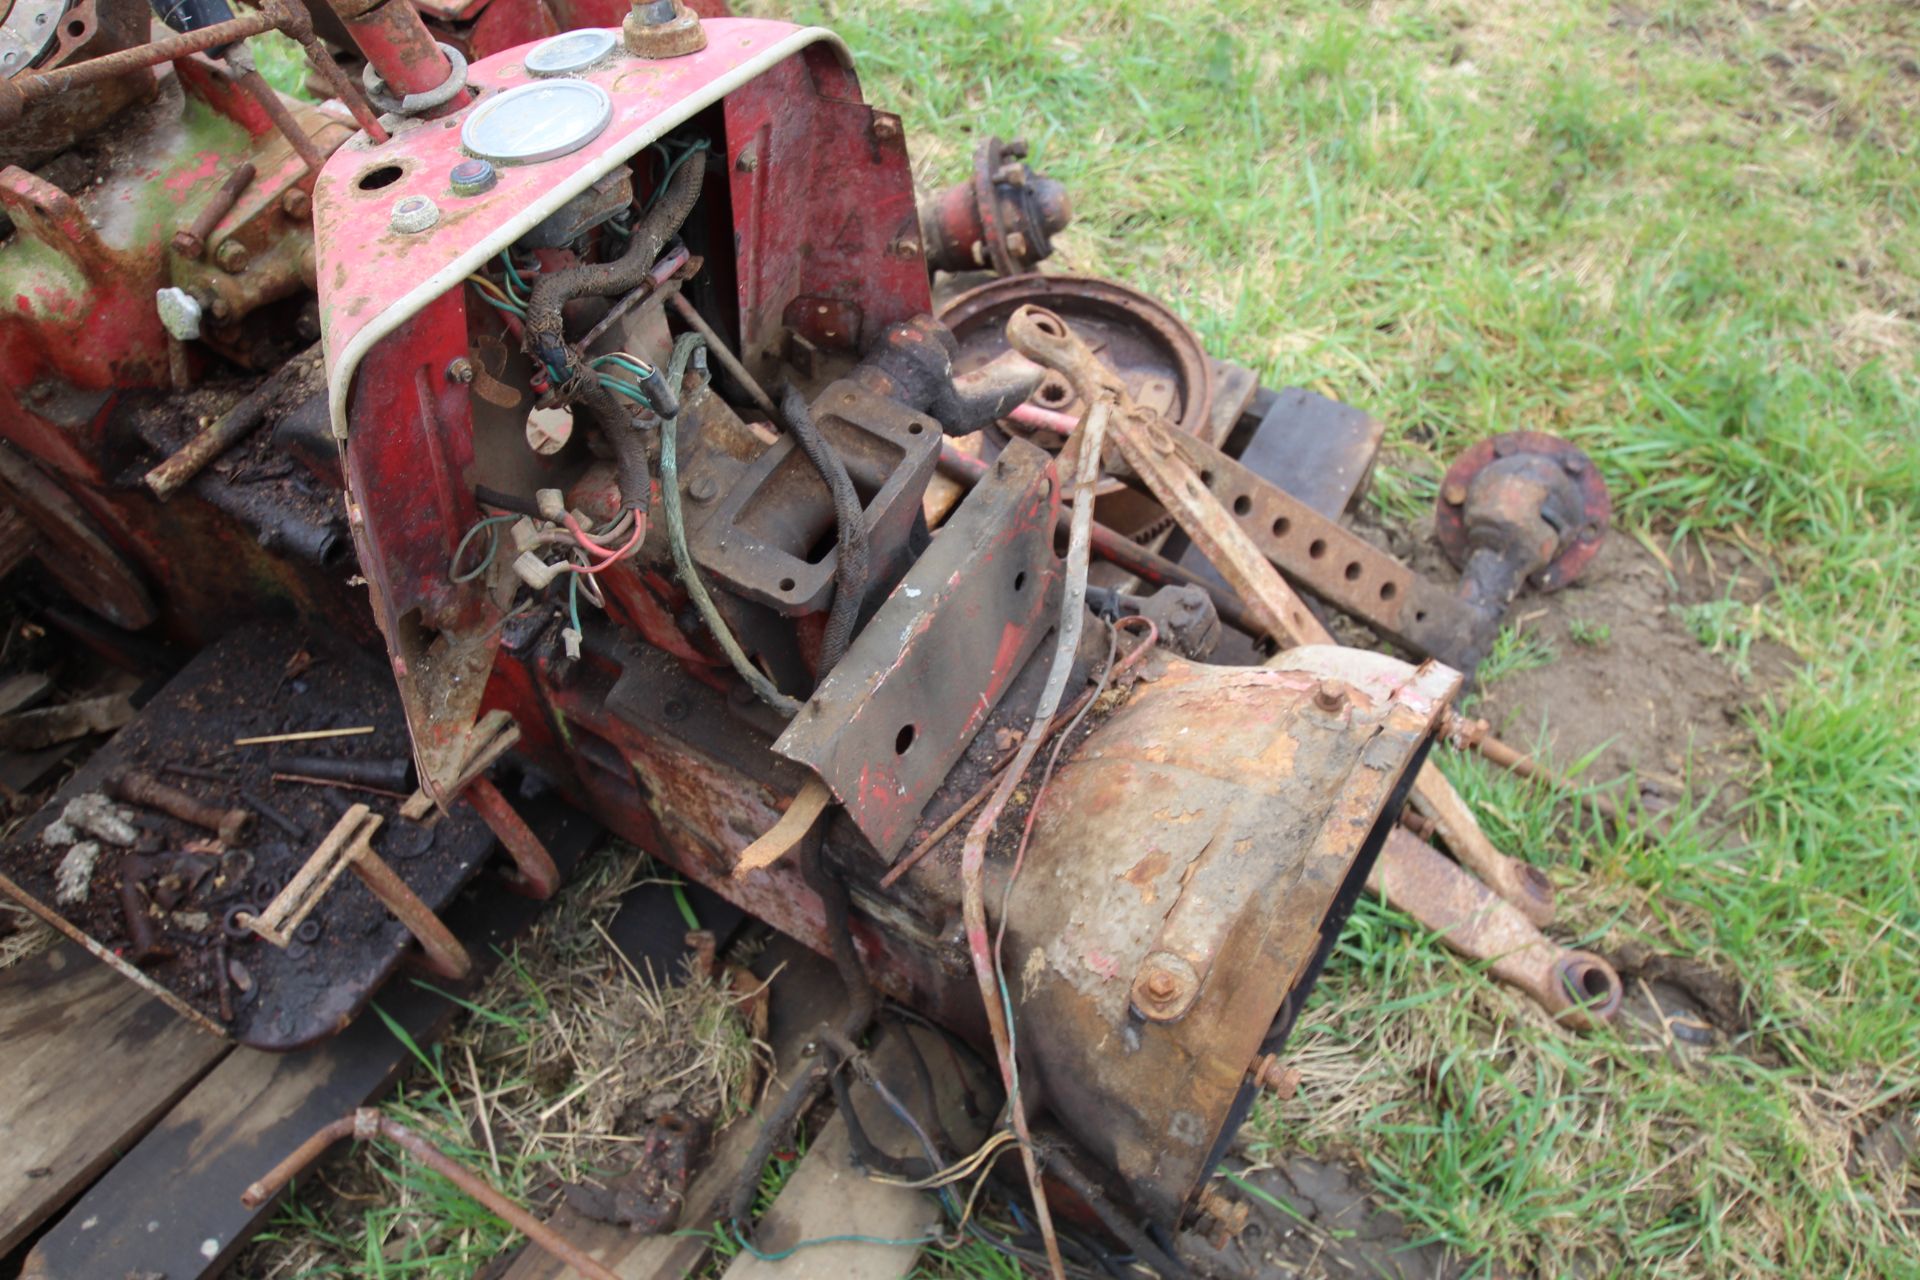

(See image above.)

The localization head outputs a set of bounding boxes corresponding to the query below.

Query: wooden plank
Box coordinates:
[718,1113,930,1280]
[0,942,230,1255]
[500,937,845,1280]
[21,802,601,1280]
[0,672,52,718]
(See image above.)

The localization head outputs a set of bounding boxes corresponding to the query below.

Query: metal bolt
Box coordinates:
[892,235,923,258]
[281,188,312,220]
[446,357,475,384]
[688,473,719,503]
[1194,1186,1250,1246]
[631,0,675,24]
[871,114,901,142]
[1313,682,1345,714]
[735,146,758,173]
[215,239,249,273]
[1005,230,1030,260]
[449,158,496,197]
[1251,1053,1301,1099]
[1144,970,1177,1000]
[1442,481,1468,506]
[1561,454,1588,476]
[389,195,440,235]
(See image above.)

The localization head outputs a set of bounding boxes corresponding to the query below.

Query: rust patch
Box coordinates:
[1121,848,1172,904]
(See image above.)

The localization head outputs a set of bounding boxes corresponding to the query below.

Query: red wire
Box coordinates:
[561,511,626,562]
[558,514,647,575]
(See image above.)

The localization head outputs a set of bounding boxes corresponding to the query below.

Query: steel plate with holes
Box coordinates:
[460,79,614,165]
[775,440,1062,861]
[523,27,619,77]
[1158,429,1488,669]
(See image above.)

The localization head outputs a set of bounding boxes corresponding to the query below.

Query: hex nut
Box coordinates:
[215,239,250,272]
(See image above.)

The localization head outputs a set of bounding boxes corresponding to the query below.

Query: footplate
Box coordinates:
[0,623,504,1051]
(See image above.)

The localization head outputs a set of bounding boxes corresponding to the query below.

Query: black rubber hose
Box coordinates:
[522,150,705,509]
[523,154,706,374]
[779,384,869,671]
[611,406,658,522]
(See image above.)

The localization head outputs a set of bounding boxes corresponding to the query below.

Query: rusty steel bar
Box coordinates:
[669,293,779,419]
[241,1109,623,1280]
[463,777,559,899]
[328,0,470,115]
[105,768,253,845]
[0,7,285,122]
[1369,828,1620,1030]
[145,343,323,501]
[173,162,256,261]
[274,752,411,791]
[289,26,388,142]
[1459,721,1626,826]
[234,68,329,174]
[348,844,471,978]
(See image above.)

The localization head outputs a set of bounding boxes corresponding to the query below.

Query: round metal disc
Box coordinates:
[460,79,614,165]
[524,27,618,77]
[1432,431,1612,592]
[0,0,67,79]
[940,274,1215,441]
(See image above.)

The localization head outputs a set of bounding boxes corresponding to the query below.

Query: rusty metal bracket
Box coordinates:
[691,379,941,615]
[774,438,1062,860]
[1370,828,1620,1030]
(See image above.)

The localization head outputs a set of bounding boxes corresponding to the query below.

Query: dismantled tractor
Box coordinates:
[0,0,1626,1266]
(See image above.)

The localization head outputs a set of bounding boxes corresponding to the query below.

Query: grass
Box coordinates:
[237,845,768,1277]
[726,0,1920,1275]
[188,0,1920,1274]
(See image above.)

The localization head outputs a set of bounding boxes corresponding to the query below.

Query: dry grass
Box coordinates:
[0,896,54,971]
[240,841,768,1278]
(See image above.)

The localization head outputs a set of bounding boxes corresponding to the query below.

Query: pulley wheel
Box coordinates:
[940,274,1215,442]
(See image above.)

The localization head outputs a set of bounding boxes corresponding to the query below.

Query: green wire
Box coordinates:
[472,288,526,319]
[599,375,655,407]
[658,332,801,716]
[566,566,583,636]
[451,514,517,583]
[647,138,711,212]
[592,353,656,378]
[499,250,530,305]
[722,1224,937,1262]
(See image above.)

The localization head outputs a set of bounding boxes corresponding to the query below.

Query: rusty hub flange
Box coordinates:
[940,273,1215,444]
[1433,430,1611,592]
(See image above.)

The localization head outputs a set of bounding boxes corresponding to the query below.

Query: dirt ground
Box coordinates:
[1209,516,1800,1280]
